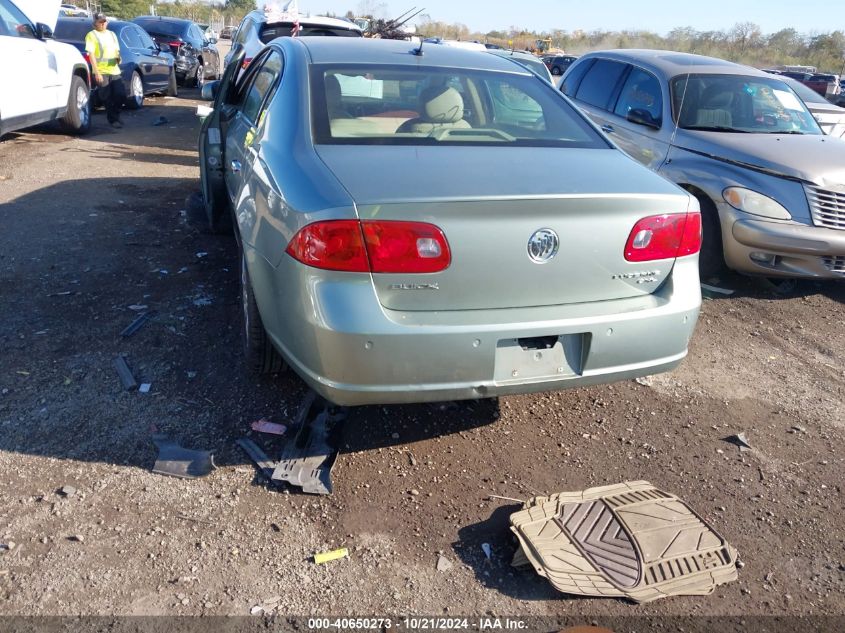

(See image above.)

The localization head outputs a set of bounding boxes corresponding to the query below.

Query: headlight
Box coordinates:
[722,187,792,220]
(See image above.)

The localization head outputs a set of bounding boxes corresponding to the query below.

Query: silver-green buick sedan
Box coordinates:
[199,38,702,406]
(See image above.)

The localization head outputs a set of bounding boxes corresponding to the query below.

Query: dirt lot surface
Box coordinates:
[0,82,843,628]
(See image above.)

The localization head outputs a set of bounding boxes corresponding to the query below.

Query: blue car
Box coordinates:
[54,16,177,109]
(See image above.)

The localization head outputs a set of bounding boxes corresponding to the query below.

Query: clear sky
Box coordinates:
[298,0,839,36]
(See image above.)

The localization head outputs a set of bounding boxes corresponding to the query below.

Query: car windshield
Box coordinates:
[672,73,822,134]
[310,64,607,147]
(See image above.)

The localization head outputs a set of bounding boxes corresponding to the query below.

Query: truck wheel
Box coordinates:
[60,75,91,134]
[240,250,286,375]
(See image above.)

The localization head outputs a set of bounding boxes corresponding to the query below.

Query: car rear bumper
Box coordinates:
[250,247,701,406]
[722,207,845,278]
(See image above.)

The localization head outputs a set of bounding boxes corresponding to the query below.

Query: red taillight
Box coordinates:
[82,51,91,64]
[624,212,702,262]
[242,57,253,69]
[285,220,369,272]
[362,221,450,273]
[285,220,451,274]
[168,40,182,48]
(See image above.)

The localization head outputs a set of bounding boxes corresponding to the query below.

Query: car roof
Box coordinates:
[295,37,530,72]
[54,15,132,39]
[580,49,766,79]
[246,9,361,31]
[134,15,193,25]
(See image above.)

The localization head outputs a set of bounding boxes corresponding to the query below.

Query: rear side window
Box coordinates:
[237,50,284,124]
[135,26,156,49]
[560,58,594,97]
[121,26,142,49]
[613,67,662,126]
[234,19,254,45]
[574,59,628,109]
[189,24,203,42]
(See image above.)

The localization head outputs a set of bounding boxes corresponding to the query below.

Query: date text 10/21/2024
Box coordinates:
[306,617,535,630]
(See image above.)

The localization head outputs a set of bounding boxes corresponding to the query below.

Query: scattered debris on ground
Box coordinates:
[314,547,349,565]
[120,310,157,338]
[250,419,287,435]
[113,356,138,391]
[151,432,215,479]
[723,432,752,451]
[701,283,735,299]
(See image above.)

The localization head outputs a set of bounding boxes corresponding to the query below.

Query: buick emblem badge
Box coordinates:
[527,228,559,263]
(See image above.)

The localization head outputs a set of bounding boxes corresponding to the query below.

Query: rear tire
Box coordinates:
[193,61,205,89]
[240,250,286,375]
[695,194,727,281]
[60,75,91,134]
[552,66,562,76]
[126,71,144,110]
[166,68,178,97]
[199,141,232,234]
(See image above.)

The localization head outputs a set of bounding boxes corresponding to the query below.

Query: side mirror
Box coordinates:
[208,37,218,44]
[35,23,54,39]
[627,108,661,130]
[201,80,220,101]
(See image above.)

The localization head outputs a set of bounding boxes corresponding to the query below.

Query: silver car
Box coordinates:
[779,75,845,138]
[562,50,845,280]
[199,39,702,406]
[224,9,362,70]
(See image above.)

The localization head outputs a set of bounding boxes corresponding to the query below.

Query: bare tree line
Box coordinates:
[79,1,845,74]
[415,18,845,73]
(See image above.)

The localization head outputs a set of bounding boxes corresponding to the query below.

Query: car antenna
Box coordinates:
[670,70,691,148]
[412,39,424,56]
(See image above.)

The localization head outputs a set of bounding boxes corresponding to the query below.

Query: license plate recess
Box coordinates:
[494,333,588,384]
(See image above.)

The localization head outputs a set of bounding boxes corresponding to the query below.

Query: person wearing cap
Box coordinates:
[85,13,125,128]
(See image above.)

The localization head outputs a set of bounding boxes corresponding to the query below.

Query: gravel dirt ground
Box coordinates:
[0,77,843,629]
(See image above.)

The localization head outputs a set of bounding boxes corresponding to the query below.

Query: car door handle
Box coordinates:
[230,160,242,173]
[601,124,615,134]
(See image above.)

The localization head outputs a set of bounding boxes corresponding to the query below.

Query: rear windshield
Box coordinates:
[671,73,822,134]
[53,19,90,41]
[135,19,185,37]
[260,23,360,42]
[310,64,608,148]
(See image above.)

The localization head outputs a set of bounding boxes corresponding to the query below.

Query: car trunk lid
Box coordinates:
[314,145,693,311]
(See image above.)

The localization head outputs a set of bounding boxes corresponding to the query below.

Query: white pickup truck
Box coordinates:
[0,0,91,137]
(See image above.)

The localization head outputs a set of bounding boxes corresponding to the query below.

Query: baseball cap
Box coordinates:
[93,12,107,22]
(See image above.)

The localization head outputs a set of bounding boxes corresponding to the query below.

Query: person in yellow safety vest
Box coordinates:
[85,13,125,129]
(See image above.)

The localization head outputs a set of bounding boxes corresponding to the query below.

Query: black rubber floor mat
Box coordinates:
[151,434,214,479]
[510,481,738,602]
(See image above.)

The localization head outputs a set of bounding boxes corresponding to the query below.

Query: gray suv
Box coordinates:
[561,49,845,280]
